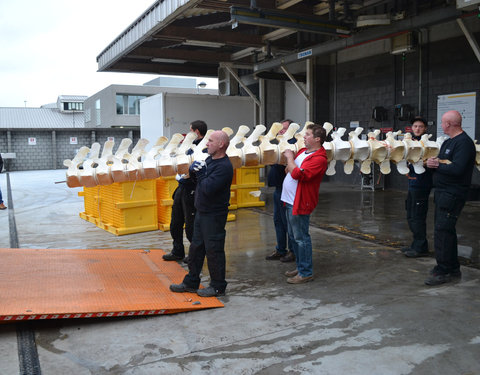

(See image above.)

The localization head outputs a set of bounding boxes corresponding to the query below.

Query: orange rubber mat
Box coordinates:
[0,248,223,322]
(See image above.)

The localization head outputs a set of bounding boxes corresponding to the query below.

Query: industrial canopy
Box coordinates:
[97,0,474,79]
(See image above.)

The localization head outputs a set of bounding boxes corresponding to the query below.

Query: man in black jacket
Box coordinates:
[425,110,475,285]
[170,130,233,297]
[163,120,207,262]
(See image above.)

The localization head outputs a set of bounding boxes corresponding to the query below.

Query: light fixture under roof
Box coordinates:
[151,58,187,64]
[183,40,225,48]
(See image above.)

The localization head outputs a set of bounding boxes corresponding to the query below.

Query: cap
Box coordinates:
[411,116,427,126]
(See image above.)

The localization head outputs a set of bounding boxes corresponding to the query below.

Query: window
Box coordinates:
[63,102,83,111]
[116,94,147,115]
[95,99,101,126]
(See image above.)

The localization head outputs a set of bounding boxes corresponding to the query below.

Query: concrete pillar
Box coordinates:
[128,130,133,140]
[52,130,57,169]
[91,130,96,145]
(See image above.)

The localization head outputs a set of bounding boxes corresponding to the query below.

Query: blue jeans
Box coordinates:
[285,203,312,277]
[0,186,3,204]
[273,188,294,254]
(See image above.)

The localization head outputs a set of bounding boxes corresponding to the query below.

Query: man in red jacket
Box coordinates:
[281,123,328,284]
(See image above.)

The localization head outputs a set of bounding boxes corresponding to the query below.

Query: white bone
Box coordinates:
[226,125,250,169]
[222,127,234,137]
[403,133,423,164]
[111,138,132,183]
[96,140,115,185]
[243,124,266,166]
[126,138,149,181]
[175,131,199,175]
[64,146,90,188]
[259,122,283,165]
[79,143,101,187]
[278,122,300,165]
[348,127,370,162]
[294,121,312,150]
[158,133,185,177]
[142,136,169,179]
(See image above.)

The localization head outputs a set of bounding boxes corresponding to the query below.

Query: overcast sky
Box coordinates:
[0,0,217,108]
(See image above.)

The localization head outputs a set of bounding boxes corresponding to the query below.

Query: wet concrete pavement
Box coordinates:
[1,169,479,374]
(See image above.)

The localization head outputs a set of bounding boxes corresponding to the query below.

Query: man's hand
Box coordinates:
[189,160,207,179]
[175,173,187,182]
[283,149,295,161]
[426,157,439,169]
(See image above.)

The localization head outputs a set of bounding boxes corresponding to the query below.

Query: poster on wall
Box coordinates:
[28,137,36,145]
[107,137,115,142]
[437,92,476,139]
[70,137,78,145]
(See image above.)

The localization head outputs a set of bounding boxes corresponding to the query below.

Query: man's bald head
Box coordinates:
[207,130,230,159]
[441,110,463,137]
[444,110,462,127]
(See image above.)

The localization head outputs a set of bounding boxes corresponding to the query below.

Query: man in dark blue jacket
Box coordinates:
[163,120,207,262]
[425,110,475,285]
[170,130,233,297]
[403,117,433,258]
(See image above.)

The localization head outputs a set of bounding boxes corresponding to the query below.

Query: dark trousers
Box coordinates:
[433,189,466,274]
[273,188,293,254]
[405,189,431,252]
[170,185,195,257]
[183,212,228,292]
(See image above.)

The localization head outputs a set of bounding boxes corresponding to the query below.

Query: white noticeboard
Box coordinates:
[28,137,36,145]
[70,137,78,145]
[437,92,476,139]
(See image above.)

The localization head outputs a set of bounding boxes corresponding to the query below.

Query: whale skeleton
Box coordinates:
[63,122,473,188]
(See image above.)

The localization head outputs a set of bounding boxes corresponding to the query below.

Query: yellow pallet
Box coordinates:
[230,186,265,208]
[79,180,158,236]
[234,165,264,185]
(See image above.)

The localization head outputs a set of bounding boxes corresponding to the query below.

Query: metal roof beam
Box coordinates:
[231,6,351,36]
[132,46,232,63]
[254,5,462,73]
[153,25,265,48]
[111,61,218,77]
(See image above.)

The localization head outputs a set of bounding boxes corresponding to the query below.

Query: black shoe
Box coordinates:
[197,286,225,297]
[169,283,197,293]
[400,246,411,253]
[404,250,429,258]
[163,252,184,261]
[183,256,189,263]
[266,251,284,260]
[280,251,295,263]
[429,267,461,278]
[425,273,451,286]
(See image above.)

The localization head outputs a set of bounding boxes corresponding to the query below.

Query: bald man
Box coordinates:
[170,130,234,297]
[425,110,475,285]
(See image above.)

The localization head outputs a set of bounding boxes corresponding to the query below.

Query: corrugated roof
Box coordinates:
[0,107,85,129]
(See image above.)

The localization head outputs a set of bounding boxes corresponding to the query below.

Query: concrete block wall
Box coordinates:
[55,131,93,169]
[10,131,53,171]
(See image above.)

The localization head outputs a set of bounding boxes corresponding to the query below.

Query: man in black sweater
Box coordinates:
[170,130,233,297]
[163,120,207,262]
[425,110,475,285]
